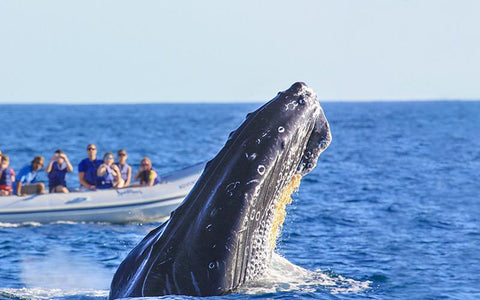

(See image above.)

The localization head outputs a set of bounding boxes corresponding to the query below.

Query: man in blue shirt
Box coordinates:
[78,144,102,191]
[15,156,45,196]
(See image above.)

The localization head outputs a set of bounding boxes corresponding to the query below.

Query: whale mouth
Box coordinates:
[296,109,332,176]
[232,81,332,281]
[283,82,332,176]
[267,83,332,250]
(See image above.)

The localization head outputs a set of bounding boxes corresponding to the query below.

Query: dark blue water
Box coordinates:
[0,102,479,299]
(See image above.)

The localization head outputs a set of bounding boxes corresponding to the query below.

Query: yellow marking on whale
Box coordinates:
[269,174,302,250]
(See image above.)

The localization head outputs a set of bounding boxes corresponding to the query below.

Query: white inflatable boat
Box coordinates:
[0,163,204,224]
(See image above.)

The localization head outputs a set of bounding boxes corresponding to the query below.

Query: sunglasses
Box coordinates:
[87,147,97,151]
[105,157,114,160]
[141,162,150,166]
[118,153,126,156]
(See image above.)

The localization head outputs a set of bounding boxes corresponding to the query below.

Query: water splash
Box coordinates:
[240,253,371,295]
[1,253,369,299]
[20,245,112,291]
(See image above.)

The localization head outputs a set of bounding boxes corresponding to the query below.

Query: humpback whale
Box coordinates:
[109,82,332,298]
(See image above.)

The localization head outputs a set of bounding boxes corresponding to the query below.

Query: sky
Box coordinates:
[0,0,479,103]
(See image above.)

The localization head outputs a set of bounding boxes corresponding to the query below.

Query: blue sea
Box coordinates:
[0,102,479,299]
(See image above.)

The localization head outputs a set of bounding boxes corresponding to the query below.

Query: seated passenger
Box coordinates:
[133,157,161,186]
[97,152,124,189]
[78,144,102,191]
[115,149,132,187]
[0,155,15,196]
[15,156,45,196]
[46,149,73,193]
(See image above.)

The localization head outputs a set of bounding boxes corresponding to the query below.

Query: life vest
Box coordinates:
[115,163,130,182]
[97,165,115,189]
[140,167,161,185]
[48,161,67,188]
[0,167,14,189]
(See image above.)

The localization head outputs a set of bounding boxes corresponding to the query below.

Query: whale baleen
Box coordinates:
[109,82,332,298]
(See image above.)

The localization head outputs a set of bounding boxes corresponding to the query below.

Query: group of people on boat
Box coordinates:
[0,144,161,197]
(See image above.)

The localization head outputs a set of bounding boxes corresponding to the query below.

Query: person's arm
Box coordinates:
[78,161,90,189]
[79,172,96,190]
[16,181,24,196]
[133,165,145,182]
[111,165,124,188]
[45,157,55,173]
[110,164,120,179]
[125,166,132,186]
[133,171,140,181]
[63,155,74,173]
[15,168,25,196]
[97,164,107,177]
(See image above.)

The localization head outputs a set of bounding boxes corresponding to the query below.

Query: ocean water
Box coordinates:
[0,102,479,299]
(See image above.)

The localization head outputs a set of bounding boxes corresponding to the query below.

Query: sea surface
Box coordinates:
[0,102,479,299]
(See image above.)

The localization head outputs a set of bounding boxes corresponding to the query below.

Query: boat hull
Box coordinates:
[0,163,204,224]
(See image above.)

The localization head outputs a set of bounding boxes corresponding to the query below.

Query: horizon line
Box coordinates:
[0,98,479,105]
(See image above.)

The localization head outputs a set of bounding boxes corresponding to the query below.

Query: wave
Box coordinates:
[0,221,120,228]
[0,222,42,228]
[0,221,81,228]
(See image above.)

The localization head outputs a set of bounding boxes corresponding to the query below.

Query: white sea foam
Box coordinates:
[0,221,42,228]
[51,220,80,225]
[0,287,108,299]
[239,253,371,295]
[0,221,117,228]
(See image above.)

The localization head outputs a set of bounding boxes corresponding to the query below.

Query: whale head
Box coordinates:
[109,82,332,298]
